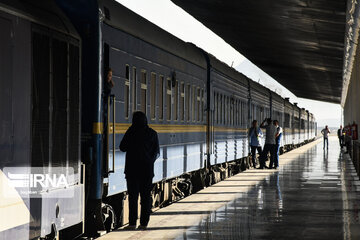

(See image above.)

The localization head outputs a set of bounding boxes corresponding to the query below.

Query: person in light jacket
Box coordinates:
[249,120,263,168]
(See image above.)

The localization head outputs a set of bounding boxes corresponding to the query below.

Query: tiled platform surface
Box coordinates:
[99,137,360,239]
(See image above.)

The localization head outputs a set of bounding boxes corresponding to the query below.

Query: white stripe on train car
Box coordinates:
[0,170,30,232]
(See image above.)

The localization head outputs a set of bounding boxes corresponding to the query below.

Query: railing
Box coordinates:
[108,95,116,174]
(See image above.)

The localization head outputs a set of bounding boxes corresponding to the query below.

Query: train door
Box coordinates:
[102,43,116,177]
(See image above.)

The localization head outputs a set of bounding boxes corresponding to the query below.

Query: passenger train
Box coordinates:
[0,0,316,239]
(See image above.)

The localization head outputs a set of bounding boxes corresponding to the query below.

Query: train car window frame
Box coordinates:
[192,85,196,122]
[31,27,81,173]
[140,69,147,114]
[132,67,137,112]
[231,98,234,126]
[150,72,157,120]
[124,64,130,119]
[174,80,178,121]
[186,84,191,122]
[214,92,218,124]
[197,87,201,122]
[226,96,229,125]
[180,82,185,122]
[235,100,239,127]
[166,77,172,121]
[201,89,205,123]
[158,75,164,121]
[219,94,224,124]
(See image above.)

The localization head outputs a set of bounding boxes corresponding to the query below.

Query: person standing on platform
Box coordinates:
[272,120,283,169]
[249,120,263,168]
[120,111,160,230]
[258,118,277,169]
[337,125,344,148]
[321,125,330,150]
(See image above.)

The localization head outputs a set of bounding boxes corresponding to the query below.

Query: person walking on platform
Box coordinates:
[321,125,330,150]
[272,120,283,169]
[249,120,263,168]
[258,118,277,169]
[120,111,160,230]
[337,125,344,148]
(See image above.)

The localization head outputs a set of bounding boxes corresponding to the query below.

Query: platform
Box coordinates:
[98,137,360,239]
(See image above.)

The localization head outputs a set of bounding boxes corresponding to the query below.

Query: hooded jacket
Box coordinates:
[120,112,160,178]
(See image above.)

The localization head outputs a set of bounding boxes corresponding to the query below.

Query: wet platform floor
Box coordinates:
[99,137,360,240]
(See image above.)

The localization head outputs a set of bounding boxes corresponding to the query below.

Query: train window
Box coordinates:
[227,97,230,125]
[132,67,137,112]
[220,95,223,124]
[240,101,243,126]
[166,78,172,121]
[228,97,230,125]
[240,102,242,126]
[69,44,80,174]
[159,75,164,120]
[201,89,205,122]
[180,82,185,121]
[186,84,190,122]
[192,85,196,122]
[234,99,236,126]
[140,70,147,114]
[224,96,227,125]
[231,98,234,126]
[125,65,130,119]
[235,100,238,126]
[150,72,156,120]
[229,98,232,126]
[222,95,225,125]
[219,94,222,124]
[214,93,218,124]
[174,80,178,121]
[197,88,201,121]
[52,38,68,168]
[32,32,50,167]
[230,97,232,125]
[244,102,247,126]
[238,100,241,126]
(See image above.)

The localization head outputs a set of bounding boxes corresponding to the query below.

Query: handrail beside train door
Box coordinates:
[108,94,115,173]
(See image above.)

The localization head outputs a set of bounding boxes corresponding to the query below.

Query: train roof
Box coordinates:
[271,90,284,103]
[249,78,270,96]
[99,0,207,69]
[0,0,79,39]
[208,54,248,87]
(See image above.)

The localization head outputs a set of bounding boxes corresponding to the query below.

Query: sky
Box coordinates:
[115,0,343,128]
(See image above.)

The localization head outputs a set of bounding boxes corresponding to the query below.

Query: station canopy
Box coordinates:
[171,0,346,103]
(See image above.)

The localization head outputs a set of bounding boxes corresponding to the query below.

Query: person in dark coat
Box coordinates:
[120,111,160,230]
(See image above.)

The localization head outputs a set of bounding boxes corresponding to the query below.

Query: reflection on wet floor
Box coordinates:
[178,139,360,240]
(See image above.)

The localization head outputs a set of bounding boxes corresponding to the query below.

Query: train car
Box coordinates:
[99,0,209,227]
[293,103,301,145]
[271,91,284,149]
[300,108,308,144]
[283,98,294,151]
[249,81,271,147]
[0,0,83,239]
[60,0,210,233]
[209,55,249,171]
[306,110,310,142]
[309,113,316,139]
